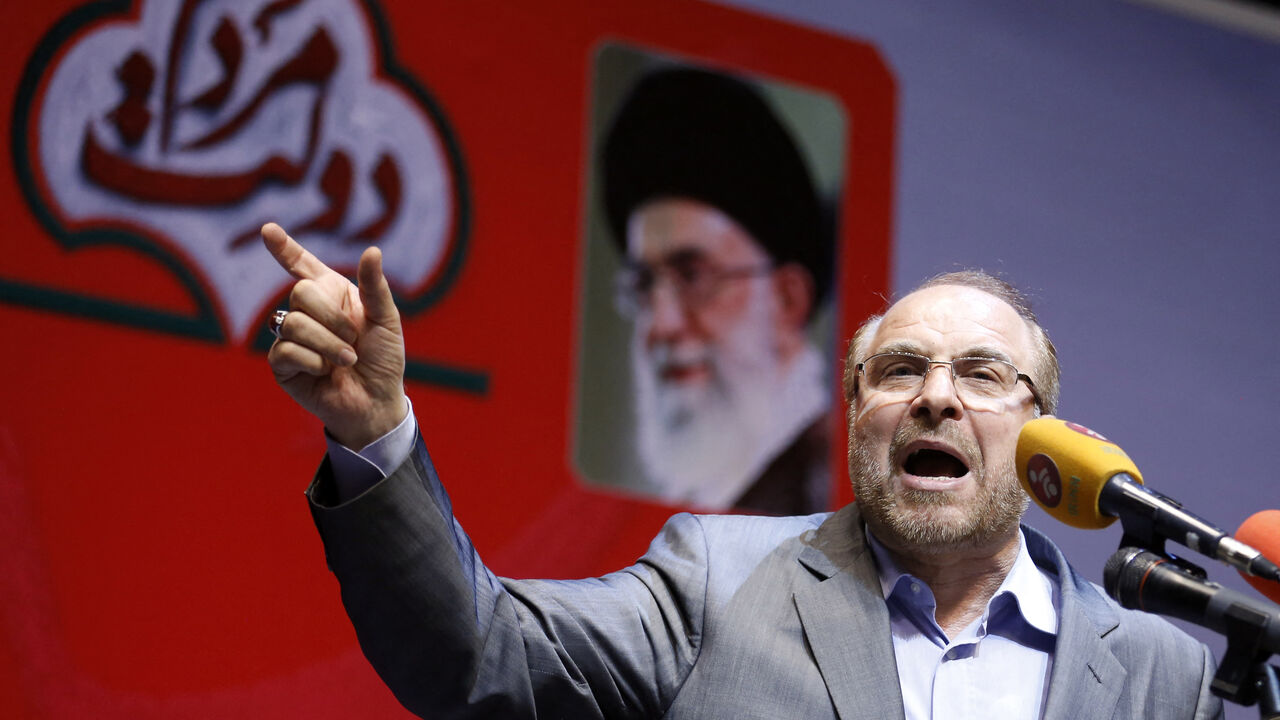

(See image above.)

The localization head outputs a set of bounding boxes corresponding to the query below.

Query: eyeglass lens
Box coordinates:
[615,254,768,316]
[863,353,1019,399]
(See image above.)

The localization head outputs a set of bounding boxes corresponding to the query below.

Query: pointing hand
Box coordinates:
[262,223,407,449]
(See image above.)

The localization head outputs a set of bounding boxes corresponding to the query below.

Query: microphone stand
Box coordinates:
[1106,545,1279,718]
[1213,598,1279,719]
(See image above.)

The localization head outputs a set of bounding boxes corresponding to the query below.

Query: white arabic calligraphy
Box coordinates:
[37,0,455,342]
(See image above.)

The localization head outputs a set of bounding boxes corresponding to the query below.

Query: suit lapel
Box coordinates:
[1029,529,1125,720]
[1041,601,1124,720]
[793,506,905,720]
[788,515,1125,720]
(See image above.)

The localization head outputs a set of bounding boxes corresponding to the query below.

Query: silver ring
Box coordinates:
[268,309,289,339]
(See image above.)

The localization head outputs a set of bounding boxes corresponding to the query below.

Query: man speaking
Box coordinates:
[263,222,1221,719]
[598,67,834,515]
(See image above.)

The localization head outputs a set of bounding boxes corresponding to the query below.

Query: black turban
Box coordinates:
[601,67,833,308]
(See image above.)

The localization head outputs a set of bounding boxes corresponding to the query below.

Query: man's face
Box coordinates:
[625,197,782,393]
[848,285,1040,555]
[625,198,792,493]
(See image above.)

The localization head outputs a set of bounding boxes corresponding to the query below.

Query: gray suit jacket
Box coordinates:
[308,437,1222,719]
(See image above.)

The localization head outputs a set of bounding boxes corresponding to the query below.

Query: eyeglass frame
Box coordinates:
[613,257,775,319]
[853,351,1042,413]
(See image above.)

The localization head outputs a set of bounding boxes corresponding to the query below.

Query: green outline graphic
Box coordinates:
[6,0,488,394]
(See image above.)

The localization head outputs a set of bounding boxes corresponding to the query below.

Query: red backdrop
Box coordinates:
[0,1,893,716]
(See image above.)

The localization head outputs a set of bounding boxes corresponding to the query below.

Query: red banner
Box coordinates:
[0,0,893,715]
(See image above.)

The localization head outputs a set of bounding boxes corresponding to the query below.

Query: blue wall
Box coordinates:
[719,1,1280,712]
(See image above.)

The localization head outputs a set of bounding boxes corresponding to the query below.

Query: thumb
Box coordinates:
[357,247,400,329]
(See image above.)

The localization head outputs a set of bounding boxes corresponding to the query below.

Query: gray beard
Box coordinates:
[847,418,1028,555]
[633,348,783,506]
[631,282,793,507]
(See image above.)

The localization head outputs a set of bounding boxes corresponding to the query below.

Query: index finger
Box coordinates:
[261,222,335,281]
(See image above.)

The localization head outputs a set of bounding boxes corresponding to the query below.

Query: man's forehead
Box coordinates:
[625,198,767,262]
[871,284,1035,361]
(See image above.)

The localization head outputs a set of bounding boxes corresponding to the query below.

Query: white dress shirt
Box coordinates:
[867,528,1060,720]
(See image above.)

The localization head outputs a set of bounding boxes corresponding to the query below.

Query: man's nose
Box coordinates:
[909,364,963,422]
[644,278,689,344]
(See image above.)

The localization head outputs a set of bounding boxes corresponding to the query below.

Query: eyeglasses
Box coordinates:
[855,352,1040,411]
[614,256,773,318]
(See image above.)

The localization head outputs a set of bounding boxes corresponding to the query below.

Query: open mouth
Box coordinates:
[903,448,969,478]
[652,345,712,384]
[660,363,708,382]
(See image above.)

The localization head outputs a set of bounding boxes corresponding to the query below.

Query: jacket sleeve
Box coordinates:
[307,433,707,719]
[1192,642,1223,720]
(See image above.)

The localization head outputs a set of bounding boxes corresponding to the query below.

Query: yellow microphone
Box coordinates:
[1016,417,1143,529]
[1017,417,1280,581]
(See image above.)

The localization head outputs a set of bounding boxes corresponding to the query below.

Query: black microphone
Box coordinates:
[1104,547,1280,654]
[1018,418,1280,582]
[1101,479,1280,582]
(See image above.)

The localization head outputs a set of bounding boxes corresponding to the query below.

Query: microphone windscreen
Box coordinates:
[1236,510,1280,604]
[1016,418,1144,529]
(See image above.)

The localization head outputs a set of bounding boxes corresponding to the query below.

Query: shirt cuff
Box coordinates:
[324,396,416,503]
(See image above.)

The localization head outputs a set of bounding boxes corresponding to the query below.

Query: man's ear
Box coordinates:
[771,263,814,333]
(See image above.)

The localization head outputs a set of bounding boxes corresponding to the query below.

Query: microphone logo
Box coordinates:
[1025,453,1062,508]
[1065,421,1109,442]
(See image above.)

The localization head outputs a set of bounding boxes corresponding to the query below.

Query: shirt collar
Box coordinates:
[866,526,1058,641]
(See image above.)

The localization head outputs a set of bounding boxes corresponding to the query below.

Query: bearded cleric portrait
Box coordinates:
[574,55,842,515]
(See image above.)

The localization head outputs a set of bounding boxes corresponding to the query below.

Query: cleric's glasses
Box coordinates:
[855,352,1040,411]
[614,255,773,318]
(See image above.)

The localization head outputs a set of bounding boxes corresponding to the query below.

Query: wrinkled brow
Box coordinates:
[871,340,927,357]
[872,340,1014,364]
[957,345,1017,364]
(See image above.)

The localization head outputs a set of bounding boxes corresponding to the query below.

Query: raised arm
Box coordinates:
[262,222,407,448]
[263,224,703,719]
